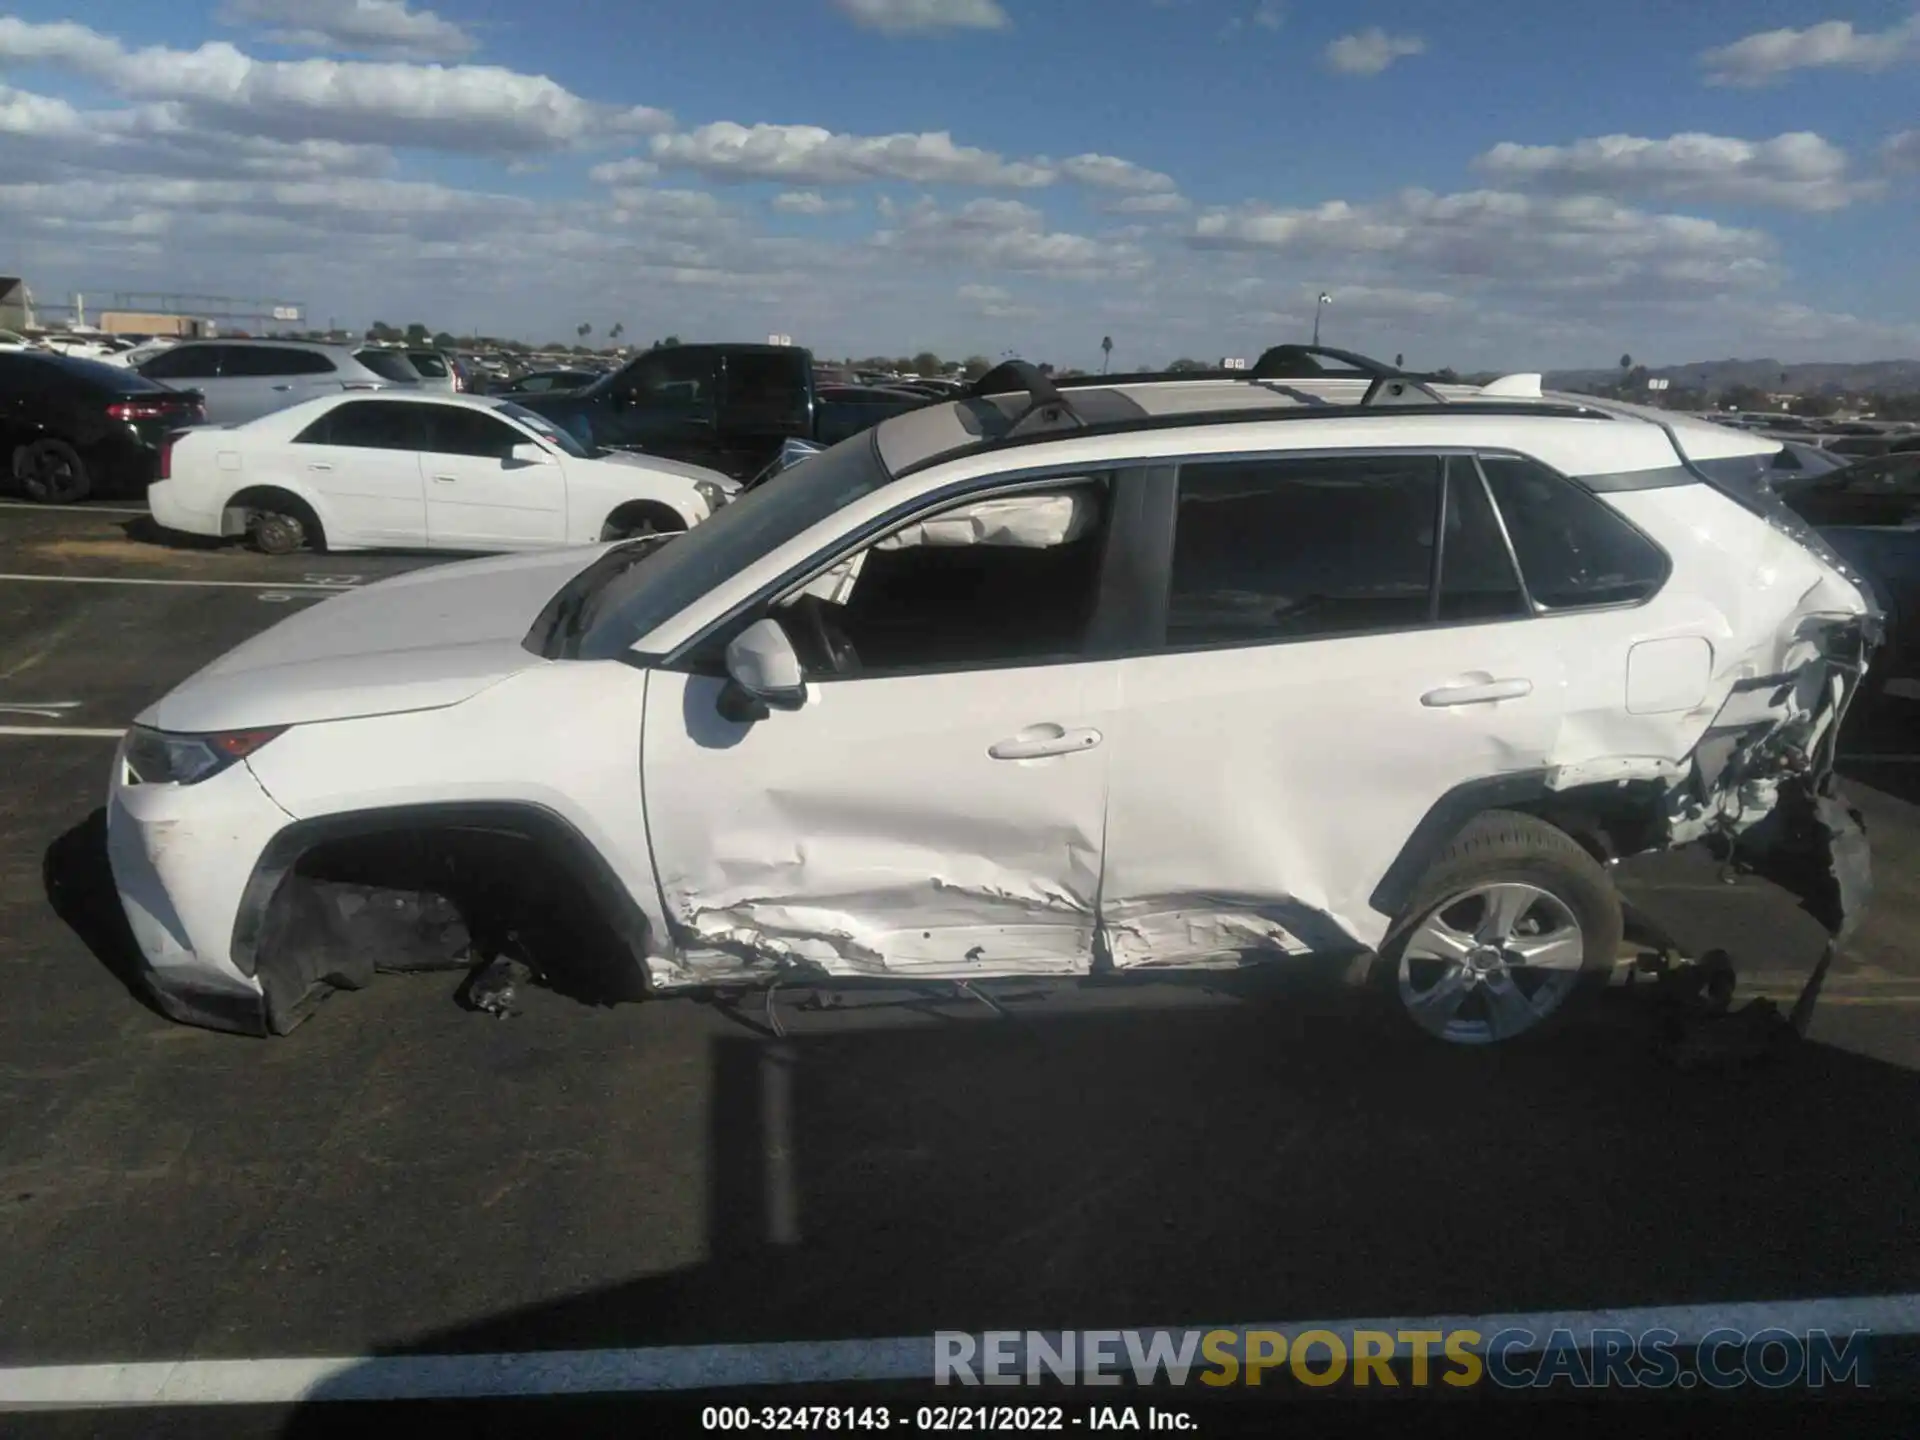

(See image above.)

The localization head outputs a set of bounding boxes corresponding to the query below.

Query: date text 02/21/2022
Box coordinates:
[701,1405,1196,1431]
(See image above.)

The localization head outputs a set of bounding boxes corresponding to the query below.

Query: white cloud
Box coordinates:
[1323,27,1426,76]
[1253,2,1284,31]
[588,156,660,183]
[1191,187,1778,300]
[771,189,856,215]
[1701,14,1920,86]
[0,17,670,153]
[1474,131,1881,212]
[651,121,1054,186]
[1104,191,1191,214]
[957,282,1037,318]
[875,196,1149,278]
[1058,153,1177,193]
[830,0,1009,34]
[219,0,476,61]
[0,82,394,183]
[1884,128,1920,171]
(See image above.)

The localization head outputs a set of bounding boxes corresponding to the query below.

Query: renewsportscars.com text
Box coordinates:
[935,1327,1872,1390]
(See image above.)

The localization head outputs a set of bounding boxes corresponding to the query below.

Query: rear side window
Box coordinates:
[354,349,421,384]
[139,346,221,381]
[1479,455,1669,609]
[1167,455,1440,646]
[1437,458,1528,623]
[298,401,425,450]
[220,346,336,377]
[424,406,523,459]
[409,352,450,378]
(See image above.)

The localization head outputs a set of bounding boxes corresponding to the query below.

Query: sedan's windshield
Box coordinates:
[498,401,593,459]
[573,431,893,659]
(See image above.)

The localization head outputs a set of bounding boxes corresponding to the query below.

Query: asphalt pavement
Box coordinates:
[0,500,1916,1433]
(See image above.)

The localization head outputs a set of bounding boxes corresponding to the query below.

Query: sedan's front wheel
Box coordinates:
[1378,810,1620,1046]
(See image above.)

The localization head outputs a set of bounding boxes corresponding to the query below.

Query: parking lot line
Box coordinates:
[0,571,346,591]
[0,725,124,738]
[1,1291,1915,1406]
[0,501,149,516]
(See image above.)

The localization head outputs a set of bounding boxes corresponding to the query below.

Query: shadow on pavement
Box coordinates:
[120,514,225,550]
[42,806,167,1019]
[278,973,1920,1428]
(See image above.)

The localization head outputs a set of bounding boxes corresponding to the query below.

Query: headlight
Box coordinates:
[123,725,287,786]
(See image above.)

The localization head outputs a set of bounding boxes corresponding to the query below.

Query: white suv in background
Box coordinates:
[107,349,1880,1046]
[135,339,417,424]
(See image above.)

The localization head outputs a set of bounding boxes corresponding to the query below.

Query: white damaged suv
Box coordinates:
[106,349,1881,1045]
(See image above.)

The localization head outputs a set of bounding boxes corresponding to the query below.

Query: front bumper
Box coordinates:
[105,744,292,1036]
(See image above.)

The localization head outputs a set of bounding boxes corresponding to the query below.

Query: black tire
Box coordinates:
[247,509,308,556]
[13,438,92,504]
[1374,809,1621,1046]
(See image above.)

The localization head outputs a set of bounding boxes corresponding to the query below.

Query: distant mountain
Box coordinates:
[1542,358,1920,396]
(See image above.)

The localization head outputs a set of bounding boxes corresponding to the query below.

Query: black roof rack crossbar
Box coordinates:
[1249,344,1447,407]
[968,359,1085,438]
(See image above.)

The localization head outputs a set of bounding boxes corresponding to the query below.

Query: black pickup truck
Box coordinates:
[512,342,928,481]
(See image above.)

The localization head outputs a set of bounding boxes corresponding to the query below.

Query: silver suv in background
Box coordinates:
[135,340,418,425]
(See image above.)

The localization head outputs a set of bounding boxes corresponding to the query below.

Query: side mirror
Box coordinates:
[508,442,552,466]
[719,617,807,722]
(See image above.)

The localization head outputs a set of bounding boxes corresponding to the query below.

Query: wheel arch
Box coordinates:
[229,800,657,1034]
[1369,770,1669,920]
[600,496,695,541]
[220,480,333,544]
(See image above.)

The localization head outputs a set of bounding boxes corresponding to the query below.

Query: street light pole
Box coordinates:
[1312,291,1332,347]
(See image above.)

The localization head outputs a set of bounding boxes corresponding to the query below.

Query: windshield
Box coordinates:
[573,430,893,658]
[498,400,593,458]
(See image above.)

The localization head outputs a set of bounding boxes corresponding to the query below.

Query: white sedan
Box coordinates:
[149,391,737,554]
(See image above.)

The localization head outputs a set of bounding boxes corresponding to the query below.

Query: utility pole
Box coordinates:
[1101,335,1113,374]
[1312,291,1331,347]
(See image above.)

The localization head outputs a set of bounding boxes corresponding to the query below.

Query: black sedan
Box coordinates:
[0,351,206,503]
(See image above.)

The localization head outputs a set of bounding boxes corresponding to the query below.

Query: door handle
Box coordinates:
[271,384,293,392]
[306,462,332,472]
[1422,678,1533,707]
[988,724,1103,760]
[432,473,458,484]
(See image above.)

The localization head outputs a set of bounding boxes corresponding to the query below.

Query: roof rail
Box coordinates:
[1249,344,1447,407]
[968,359,1085,437]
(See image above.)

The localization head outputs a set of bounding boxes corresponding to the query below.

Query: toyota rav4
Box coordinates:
[106,348,1881,1046]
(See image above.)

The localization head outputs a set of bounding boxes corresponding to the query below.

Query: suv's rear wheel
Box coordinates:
[1377,810,1620,1046]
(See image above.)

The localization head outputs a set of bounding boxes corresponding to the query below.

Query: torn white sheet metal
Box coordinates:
[640,664,1115,987]
[874,490,1097,551]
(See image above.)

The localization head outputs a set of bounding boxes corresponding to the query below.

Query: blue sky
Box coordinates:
[2,0,1918,370]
